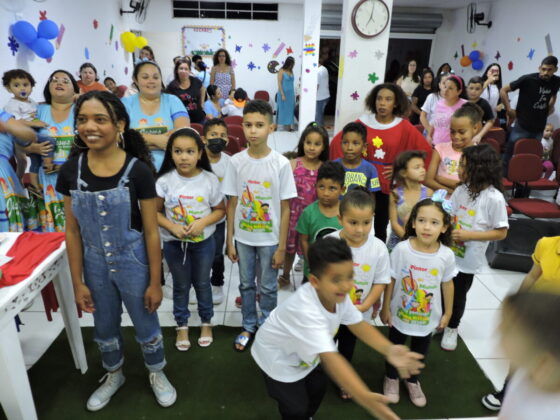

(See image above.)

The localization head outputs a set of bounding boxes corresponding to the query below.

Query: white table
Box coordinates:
[0,233,87,420]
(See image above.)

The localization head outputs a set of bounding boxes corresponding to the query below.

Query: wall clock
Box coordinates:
[351,0,390,39]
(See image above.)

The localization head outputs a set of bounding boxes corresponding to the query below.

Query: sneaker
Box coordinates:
[405,380,427,407]
[482,390,504,411]
[294,258,304,272]
[383,376,400,404]
[86,370,126,411]
[149,371,177,407]
[441,327,458,351]
[212,286,224,305]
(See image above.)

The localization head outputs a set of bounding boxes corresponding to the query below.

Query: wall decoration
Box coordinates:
[303,88,308,93]
[247,61,256,71]
[527,48,535,60]
[286,47,293,54]
[368,72,379,84]
[231,59,237,69]
[339,57,344,78]
[454,51,458,59]
[7,36,19,56]
[471,41,478,48]
[115,40,118,51]
[545,34,553,55]
[124,66,128,75]
[11,19,59,60]
[182,26,225,56]
[262,43,271,53]
[495,51,501,60]
[272,42,285,58]
[267,60,279,73]
[460,44,471,67]
[93,19,98,29]
[374,49,384,60]
[85,47,90,60]
[508,61,513,71]
[109,24,114,42]
[348,50,358,59]
[350,91,360,101]
[249,43,253,47]
[516,37,521,42]
[304,35,312,42]
[235,44,242,52]
[39,11,47,21]
[55,24,65,49]
[303,43,316,56]
[305,68,310,73]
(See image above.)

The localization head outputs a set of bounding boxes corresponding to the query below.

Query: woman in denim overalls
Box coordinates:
[56,91,176,411]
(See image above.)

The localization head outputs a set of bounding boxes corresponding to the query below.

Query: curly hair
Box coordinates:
[157,128,212,178]
[317,160,345,186]
[213,48,232,66]
[460,144,503,200]
[70,91,155,173]
[296,122,329,161]
[2,69,35,87]
[364,83,410,117]
[403,199,453,246]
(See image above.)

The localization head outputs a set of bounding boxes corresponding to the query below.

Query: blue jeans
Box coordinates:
[211,221,226,287]
[502,123,543,175]
[29,129,55,173]
[163,237,215,326]
[236,241,278,333]
[315,98,329,127]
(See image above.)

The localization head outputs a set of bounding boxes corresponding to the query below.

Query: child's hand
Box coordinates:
[185,219,205,237]
[227,242,238,263]
[438,313,451,330]
[272,248,284,269]
[170,223,189,239]
[355,303,369,313]
[380,307,392,326]
[74,283,95,313]
[144,284,162,313]
[451,229,471,242]
[472,133,483,145]
[386,344,425,379]
[359,393,399,420]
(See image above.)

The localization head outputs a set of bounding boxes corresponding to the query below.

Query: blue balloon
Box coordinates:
[472,59,484,71]
[12,21,37,44]
[37,20,59,40]
[469,50,480,61]
[30,38,54,59]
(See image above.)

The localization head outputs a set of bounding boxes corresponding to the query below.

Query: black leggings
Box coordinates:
[263,366,327,420]
[448,272,475,329]
[374,191,389,243]
[385,327,431,383]
[335,324,357,363]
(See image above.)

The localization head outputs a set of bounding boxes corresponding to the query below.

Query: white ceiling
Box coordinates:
[393,0,495,9]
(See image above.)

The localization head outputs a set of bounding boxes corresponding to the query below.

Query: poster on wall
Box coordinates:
[182,26,225,57]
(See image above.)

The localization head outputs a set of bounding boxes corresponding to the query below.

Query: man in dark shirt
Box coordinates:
[500,56,560,173]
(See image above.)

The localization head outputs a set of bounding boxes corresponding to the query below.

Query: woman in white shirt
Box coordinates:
[396,59,420,98]
[480,63,505,118]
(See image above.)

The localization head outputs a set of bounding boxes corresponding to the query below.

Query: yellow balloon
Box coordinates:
[135,36,148,49]
[123,39,135,53]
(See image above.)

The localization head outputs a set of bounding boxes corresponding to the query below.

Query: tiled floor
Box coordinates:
[14,131,524,419]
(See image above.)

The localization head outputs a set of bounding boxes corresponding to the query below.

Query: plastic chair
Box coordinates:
[225,135,241,155]
[482,128,506,150]
[254,90,270,102]
[224,115,243,126]
[227,124,247,147]
[513,138,542,156]
[481,137,500,156]
[507,154,560,218]
[190,123,203,135]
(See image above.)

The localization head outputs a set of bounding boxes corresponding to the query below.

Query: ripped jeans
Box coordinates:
[84,242,166,373]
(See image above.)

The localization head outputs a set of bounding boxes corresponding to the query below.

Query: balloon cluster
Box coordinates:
[11,20,59,59]
[120,32,148,53]
[460,50,484,71]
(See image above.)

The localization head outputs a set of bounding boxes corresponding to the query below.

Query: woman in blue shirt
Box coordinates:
[122,61,190,171]
[203,85,224,119]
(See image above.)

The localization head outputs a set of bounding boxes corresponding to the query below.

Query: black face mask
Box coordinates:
[207,138,227,154]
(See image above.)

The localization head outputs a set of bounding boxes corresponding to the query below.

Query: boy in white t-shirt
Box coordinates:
[202,118,232,304]
[251,236,424,420]
[222,100,297,351]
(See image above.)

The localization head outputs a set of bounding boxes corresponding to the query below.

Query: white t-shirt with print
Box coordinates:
[221,149,297,246]
[251,282,363,382]
[450,185,509,274]
[327,231,391,320]
[211,152,231,224]
[420,93,440,123]
[389,239,457,337]
[156,169,224,242]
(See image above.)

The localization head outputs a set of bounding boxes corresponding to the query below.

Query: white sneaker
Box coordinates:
[149,371,177,407]
[294,258,304,272]
[441,327,458,351]
[383,376,400,403]
[212,286,224,305]
[86,370,126,411]
[405,380,427,407]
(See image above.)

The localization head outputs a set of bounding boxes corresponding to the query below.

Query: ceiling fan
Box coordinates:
[467,2,492,33]
[120,0,151,24]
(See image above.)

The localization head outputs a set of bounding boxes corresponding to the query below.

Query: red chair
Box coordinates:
[483,128,506,151]
[481,137,500,156]
[224,115,243,125]
[190,123,203,135]
[551,132,560,168]
[227,124,247,147]
[254,90,270,102]
[507,154,560,218]
[225,135,241,155]
[513,138,542,156]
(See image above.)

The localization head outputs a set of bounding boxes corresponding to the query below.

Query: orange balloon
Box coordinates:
[460,56,472,67]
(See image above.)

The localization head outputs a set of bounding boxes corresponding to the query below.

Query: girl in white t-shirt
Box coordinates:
[443,144,508,352]
[156,128,225,351]
[381,197,456,407]
[498,292,560,420]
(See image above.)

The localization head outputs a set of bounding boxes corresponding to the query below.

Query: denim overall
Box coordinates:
[70,154,165,372]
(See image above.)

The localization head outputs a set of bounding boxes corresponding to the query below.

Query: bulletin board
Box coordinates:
[182,25,225,57]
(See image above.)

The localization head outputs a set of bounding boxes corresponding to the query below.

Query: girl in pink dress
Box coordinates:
[428,75,467,145]
[279,123,329,288]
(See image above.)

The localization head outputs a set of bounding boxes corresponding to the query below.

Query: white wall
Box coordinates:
[430,0,560,126]
[141,3,304,100]
[0,0,136,106]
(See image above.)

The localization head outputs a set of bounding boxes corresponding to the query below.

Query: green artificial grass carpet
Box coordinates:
[9,327,497,419]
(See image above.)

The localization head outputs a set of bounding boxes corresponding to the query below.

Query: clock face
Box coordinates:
[352,0,390,38]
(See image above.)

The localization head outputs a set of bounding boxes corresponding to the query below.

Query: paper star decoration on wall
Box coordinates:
[471,41,478,48]
[454,51,458,59]
[368,72,379,84]
[528,48,535,60]
[350,91,360,101]
[262,43,271,53]
[249,43,253,48]
[235,45,242,52]
[231,59,237,68]
[39,10,47,20]
[374,49,384,60]
[286,47,293,54]
[372,136,383,148]
[348,50,358,58]
[7,36,19,56]
[374,149,386,159]
[247,61,256,71]
[495,51,501,60]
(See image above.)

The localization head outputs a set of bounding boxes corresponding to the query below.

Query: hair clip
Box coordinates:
[431,189,453,214]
